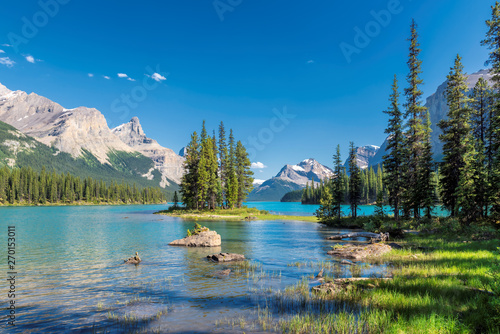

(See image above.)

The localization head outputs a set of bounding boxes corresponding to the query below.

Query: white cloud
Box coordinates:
[1,44,12,47]
[117,73,128,78]
[307,60,314,64]
[127,77,136,82]
[0,57,15,68]
[0,50,4,54]
[25,55,35,63]
[103,75,111,80]
[88,73,94,77]
[253,179,266,185]
[251,162,267,169]
[149,72,167,82]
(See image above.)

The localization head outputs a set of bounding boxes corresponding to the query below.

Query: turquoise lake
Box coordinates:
[0,202,407,333]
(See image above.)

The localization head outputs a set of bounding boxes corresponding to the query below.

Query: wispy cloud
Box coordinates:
[251,162,267,169]
[117,73,128,78]
[88,73,94,77]
[307,60,314,64]
[103,75,111,80]
[127,77,136,82]
[253,179,266,185]
[25,55,35,63]
[149,72,167,82]
[0,50,4,54]
[1,44,11,47]
[0,57,15,68]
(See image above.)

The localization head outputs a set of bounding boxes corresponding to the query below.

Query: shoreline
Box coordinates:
[154,210,319,222]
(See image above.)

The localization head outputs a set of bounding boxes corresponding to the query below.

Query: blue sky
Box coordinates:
[0,0,492,180]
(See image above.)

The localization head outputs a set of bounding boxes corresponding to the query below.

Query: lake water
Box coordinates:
[0,202,395,333]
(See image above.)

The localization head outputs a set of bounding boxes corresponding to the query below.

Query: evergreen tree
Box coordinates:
[218,121,228,207]
[470,78,493,217]
[439,55,471,217]
[226,129,238,208]
[180,131,200,209]
[481,2,500,218]
[348,142,361,218]
[402,19,428,219]
[235,140,254,207]
[420,111,436,219]
[332,145,344,220]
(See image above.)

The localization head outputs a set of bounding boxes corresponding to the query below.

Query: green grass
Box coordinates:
[154,206,319,222]
[276,234,500,333]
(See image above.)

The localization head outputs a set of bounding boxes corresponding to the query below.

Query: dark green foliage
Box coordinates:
[383,75,405,223]
[180,122,252,210]
[173,190,179,207]
[0,165,165,205]
[482,2,500,219]
[348,142,362,218]
[316,145,344,221]
[0,121,175,196]
[280,189,303,202]
[402,19,432,219]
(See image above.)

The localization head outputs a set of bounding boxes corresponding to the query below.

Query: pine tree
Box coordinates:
[439,55,471,217]
[470,78,493,217]
[332,145,344,221]
[420,111,436,219]
[481,2,500,218]
[226,129,238,208]
[180,131,200,209]
[348,142,361,218]
[218,121,228,207]
[235,140,254,207]
[403,19,428,219]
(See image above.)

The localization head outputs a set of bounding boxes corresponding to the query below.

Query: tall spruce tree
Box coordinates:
[481,2,500,218]
[218,122,228,208]
[383,75,405,222]
[470,78,493,217]
[235,140,254,207]
[420,111,436,219]
[439,54,472,218]
[332,145,344,221]
[226,129,238,208]
[403,19,428,219]
[348,142,361,218]
[180,131,200,209]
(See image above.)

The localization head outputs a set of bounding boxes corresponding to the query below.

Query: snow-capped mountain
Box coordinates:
[247,158,333,201]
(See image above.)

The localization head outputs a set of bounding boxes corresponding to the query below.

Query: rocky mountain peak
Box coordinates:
[0,83,12,97]
[275,158,334,185]
[344,145,380,170]
[112,118,184,186]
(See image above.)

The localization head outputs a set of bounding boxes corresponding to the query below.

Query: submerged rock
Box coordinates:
[312,277,391,294]
[169,231,221,247]
[327,243,392,260]
[207,253,245,262]
[213,269,232,277]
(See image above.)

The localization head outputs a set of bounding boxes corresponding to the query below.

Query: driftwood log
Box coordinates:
[327,232,389,242]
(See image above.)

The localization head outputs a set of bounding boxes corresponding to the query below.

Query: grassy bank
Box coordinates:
[154,206,318,222]
[276,233,500,333]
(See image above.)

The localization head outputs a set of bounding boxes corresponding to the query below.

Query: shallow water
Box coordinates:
[0,203,392,333]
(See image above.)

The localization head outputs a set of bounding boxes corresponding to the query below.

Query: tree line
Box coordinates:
[316,8,500,226]
[301,162,388,206]
[180,121,254,210]
[0,166,166,205]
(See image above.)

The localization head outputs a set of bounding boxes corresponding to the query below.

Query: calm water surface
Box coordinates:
[0,202,392,333]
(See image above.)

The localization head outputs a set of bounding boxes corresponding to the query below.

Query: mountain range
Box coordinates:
[0,82,184,193]
[247,158,334,201]
[249,69,492,201]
